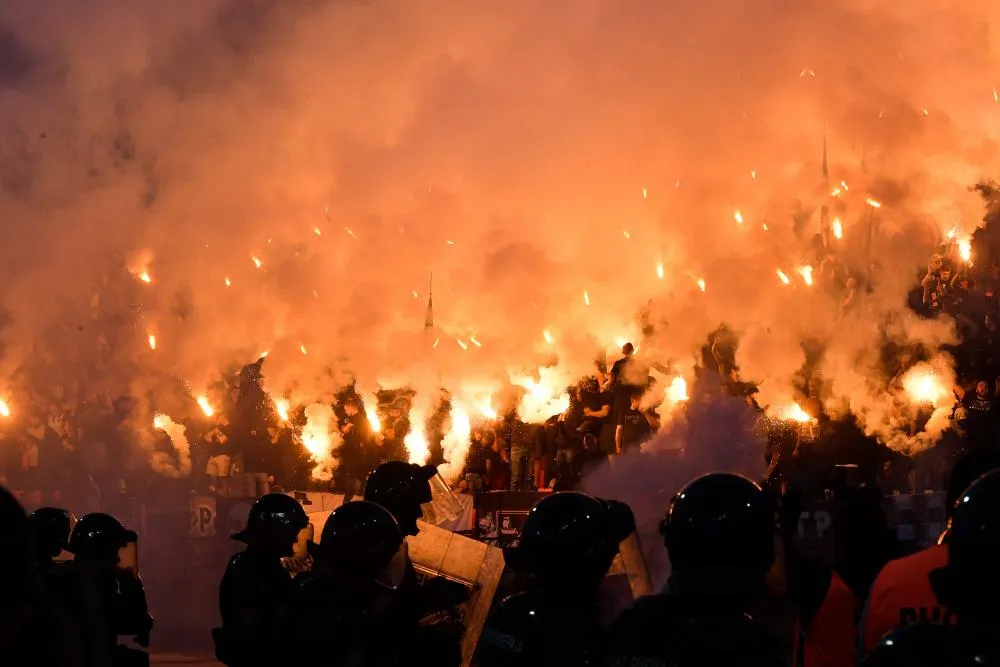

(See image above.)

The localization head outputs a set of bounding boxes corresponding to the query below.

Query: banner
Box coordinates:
[189,495,217,538]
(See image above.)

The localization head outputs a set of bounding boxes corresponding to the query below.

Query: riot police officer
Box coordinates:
[27,507,76,615]
[364,460,468,630]
[285,500,460,666]
[214,493,309,667]
[474,491,636,666]
[0,486,84,665]
[602,473,786,666]
[363,460,437,535]
[27,507,74,566]
[68,512,153,667]
[862,469,1000,666]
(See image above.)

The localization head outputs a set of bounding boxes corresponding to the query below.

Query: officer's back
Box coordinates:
[474,491,636,667]
[284,500,420,666]
[602,473,787,667]
[215,493,309,667]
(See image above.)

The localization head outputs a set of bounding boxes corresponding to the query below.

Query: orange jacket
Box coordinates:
[859,544,954,657]
[794,571,859,667]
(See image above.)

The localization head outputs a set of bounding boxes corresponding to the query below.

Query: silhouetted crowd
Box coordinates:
[5,453,1000,665]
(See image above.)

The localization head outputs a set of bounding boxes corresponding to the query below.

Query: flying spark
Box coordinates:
[259,350,270,359]
[776,269,791,285]
[622,230,631,240]
[799,67,816,77]
[0,399,10,418]
[797,266,814,286]
[697,278,706,292]
[751,170,757,180]
[832,218,843,239]
[656,263,665,279]
[148,335,157,350]
[139,272,152,284]
[866,197,882,208]
[433,338,440,349]
[470,335,482,348]
[347,228,359,240]
[456,339,468,350]
[412,290,419,299]
[543,329,554,344]
[275,400,290,422]
[734,210,744,224]
[252,256,263,269]
[224,277,232,287]
[583,290,591,306]
[300,345,308,355]
[445,240,455,246]
[642,187,648,199]
[994,88,999,103]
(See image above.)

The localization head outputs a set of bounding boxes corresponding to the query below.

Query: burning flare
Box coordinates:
[275,399,290,422]
[139,272,152,284]
[832,218,843,240]
[364,395,381,433]
[666,377,689,402]
[196,395,214,417]
[438,405,472,483]
[513,369,571,423]
[405,411,430,465]
[150,414,192,478]
[958,238,972,264]
[778,403,814,423]
[903,367,949,406]
[301,403,340,481]
[0,399,11,418]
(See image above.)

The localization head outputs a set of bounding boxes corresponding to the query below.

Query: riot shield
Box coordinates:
[407,520,504,667]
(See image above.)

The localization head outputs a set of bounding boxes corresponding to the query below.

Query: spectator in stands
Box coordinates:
[458,427,488,493]
[483,430,510,491]
[955,379,999,451]
[616,390,660,455]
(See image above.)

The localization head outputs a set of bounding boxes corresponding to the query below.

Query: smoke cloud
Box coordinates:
[0,0,998,466]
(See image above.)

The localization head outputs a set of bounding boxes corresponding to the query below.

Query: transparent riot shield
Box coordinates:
[420,471,466,529]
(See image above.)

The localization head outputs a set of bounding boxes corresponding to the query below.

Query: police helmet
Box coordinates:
[28,507,75,560]
[231,493,309,545]
[363,461,436,536]
[861,624,967,667]
[660,473,774,572]
[939,468,1000,611]
[475,590,599,667]
[504,492,635,584]
[0,486,31,570]
[67,513,137,559]
[317,500,404,578]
